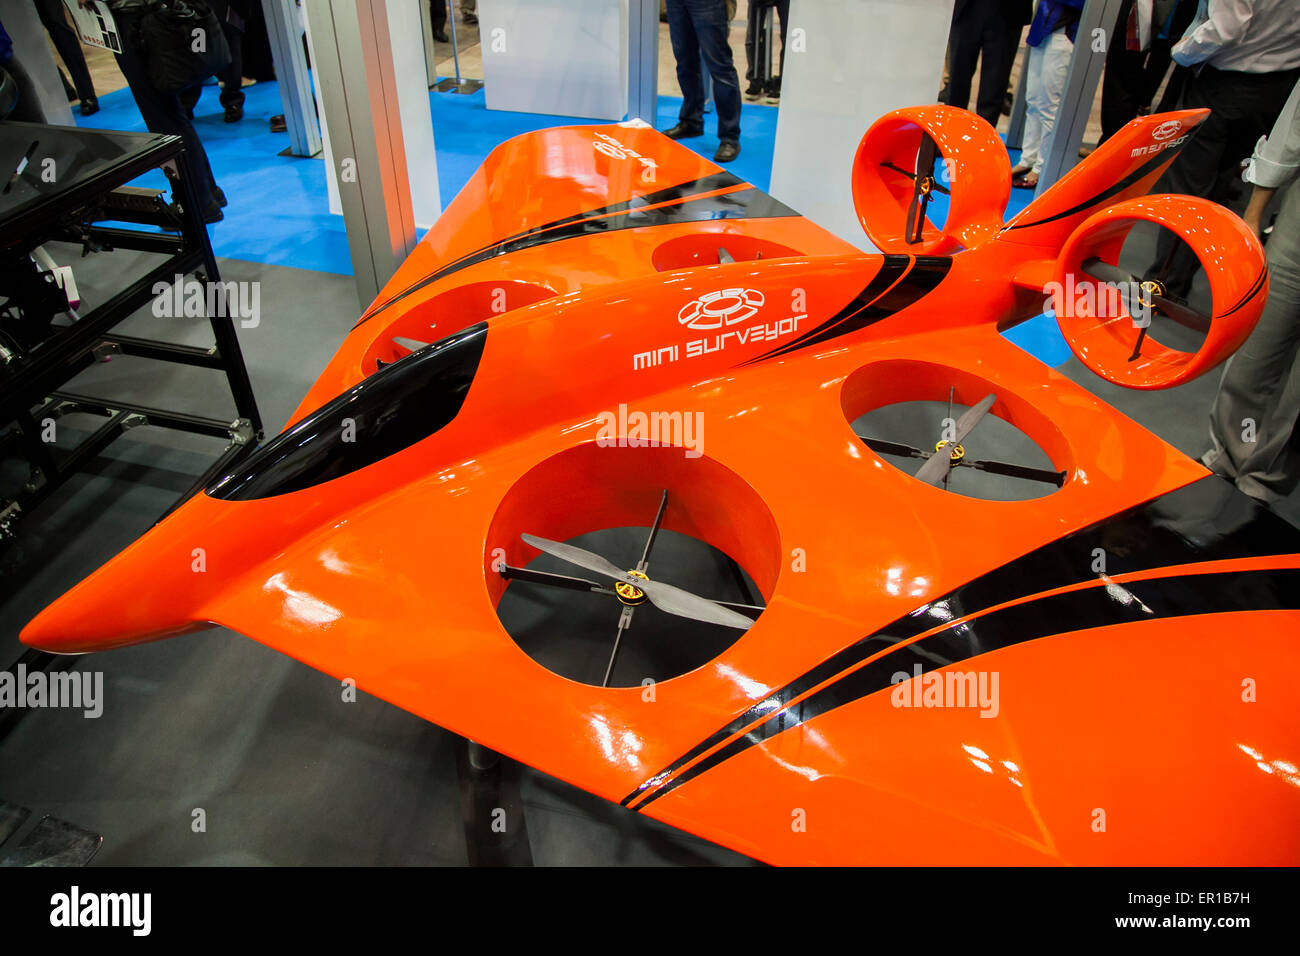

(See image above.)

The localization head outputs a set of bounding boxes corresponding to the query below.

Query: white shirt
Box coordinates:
[1172,0,1300,72]
[1244,78,1300,188]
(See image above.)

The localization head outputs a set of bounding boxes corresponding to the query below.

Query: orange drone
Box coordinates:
[22,105,1300,865]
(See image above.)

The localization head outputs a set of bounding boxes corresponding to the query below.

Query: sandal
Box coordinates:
[1011,171,1039,189]
[1010,164,1031,177]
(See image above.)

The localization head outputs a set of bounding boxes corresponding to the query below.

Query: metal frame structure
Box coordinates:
[1,124,263,543]
[262,0,323,158]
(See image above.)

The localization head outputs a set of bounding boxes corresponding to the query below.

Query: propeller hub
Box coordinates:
[1137,278,1165,310]
[935,439,965,463]
[918,176,934,196]
[615,570,649,606]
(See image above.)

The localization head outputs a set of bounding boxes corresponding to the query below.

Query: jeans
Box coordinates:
[1019,29,1073,174]
[1204,181,1300,502]
[666,0,741,142]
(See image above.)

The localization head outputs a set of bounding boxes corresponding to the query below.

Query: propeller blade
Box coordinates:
[521,534,755,630]
[393,336,431,352]
[1080,258,1133,287]
[1150,293,1211,332]
[879,161,950,194]
[521,533,626,579]
[904,133,939,244]
[913,393,996,487]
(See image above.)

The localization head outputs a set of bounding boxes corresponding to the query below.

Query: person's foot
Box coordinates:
[1078,144,1094,158]
[714,141,740,163]
[464,12,477,24]
[212,187,228,208]
[1010,163,1031,177]
[1011,171,1038,189]
[663,122,704,140]
[763,88,780,104]
[744,81,763,99]
[270,114,287,132]
[202,197,224,224]
[433,29,449,42]
[79,96,99,116]
[224,103,243,123]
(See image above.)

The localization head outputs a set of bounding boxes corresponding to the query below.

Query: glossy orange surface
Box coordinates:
[21,109,1299,864]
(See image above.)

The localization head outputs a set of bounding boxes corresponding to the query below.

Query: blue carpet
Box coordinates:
[75,81,1067,365]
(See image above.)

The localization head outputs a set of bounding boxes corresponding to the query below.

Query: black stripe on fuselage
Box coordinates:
[1002,140,1192,232]
[355,172,796,327]
[630,566,1300,810]
[1222,266,1268,318]
[622,475,1300,809]
[741,256,952,366]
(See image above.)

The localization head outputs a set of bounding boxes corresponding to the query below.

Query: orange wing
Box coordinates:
[21,110,1299,864]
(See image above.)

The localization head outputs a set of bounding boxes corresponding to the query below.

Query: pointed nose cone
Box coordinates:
[20,495,232,654]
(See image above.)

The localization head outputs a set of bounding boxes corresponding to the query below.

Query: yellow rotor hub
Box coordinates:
[935,439,965,463]
[1137,279,1165,310]
[616,570,649,606]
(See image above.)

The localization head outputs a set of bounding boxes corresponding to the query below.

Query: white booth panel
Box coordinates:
[770,0,955,251]
[387,0,441,227]
[480,0,629,121]
[307,1,441,230]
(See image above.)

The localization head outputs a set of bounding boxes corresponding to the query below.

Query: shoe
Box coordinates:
[464,12,477,24]
[1011,171,1039,189]
[212,187,228,208]
[270,114,287,132]
[79,96,99,116]
[744,82,763,99]
[202,198,224,224]
[224,103,243,123]
[663,123,704,140]
[763,89,780,104]
[434,29,449,42]
[714,141,740,163]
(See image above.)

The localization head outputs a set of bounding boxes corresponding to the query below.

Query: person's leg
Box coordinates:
[34,0,97,103]
[1099,0,1141,142]
[1206,181,1300,500]
[944,5,980,113]
[1149,68,1235,294]
[1018,42,1048,173]
[769,0,789,94]
[666,0,705,132]
[219,27,245,117]
[431,0,447,36]
[744,0,760,91]
[974,8,1018,126]
[114,19,221,206]
[1027,29,1073,175]
[688,0,741,143]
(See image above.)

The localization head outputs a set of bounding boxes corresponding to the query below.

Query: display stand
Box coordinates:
[0,122,264,750]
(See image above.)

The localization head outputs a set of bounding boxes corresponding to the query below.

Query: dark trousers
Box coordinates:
[744,0,788,93]
[113,12,220,203]
[1099,0,1196,142]
[34,0,96,101]
[431,0,447,33]
[181,27,245,114]
[1151,65,1300,295]
[667,0,741,143]
[946,0,1022,127]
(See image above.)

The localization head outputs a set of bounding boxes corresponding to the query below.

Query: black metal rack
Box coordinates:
[0,120,264,538]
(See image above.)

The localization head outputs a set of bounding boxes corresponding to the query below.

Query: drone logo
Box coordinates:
[1152,120,1182,142]
[678,288,765,331]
